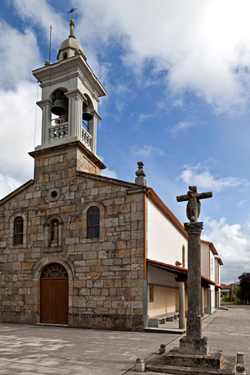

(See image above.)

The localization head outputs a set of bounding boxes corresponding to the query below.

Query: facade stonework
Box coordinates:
[0,144,146,330]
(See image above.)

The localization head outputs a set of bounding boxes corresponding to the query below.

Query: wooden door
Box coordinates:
[40,263,68,324]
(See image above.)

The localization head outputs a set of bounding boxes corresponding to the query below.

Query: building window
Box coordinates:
[14,216,24,245]
[41,263,68,279]
[87,206,100,238]
[149,285,154,302]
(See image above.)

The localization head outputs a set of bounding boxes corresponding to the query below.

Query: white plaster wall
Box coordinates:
[214,260,219,285]
[201,242,210,279]
[147,199,187,266]
[148,286,178,316]
[148,265,179,316]
[210,251,215,282]
[210,285,215,312]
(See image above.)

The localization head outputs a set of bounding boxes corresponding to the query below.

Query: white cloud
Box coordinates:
[0,80,41,189]
[101,168,118,179]
[203,217,250,283]
[131,145,165,158]
[0,21,42,88]
[237,200,248,208]
[137,113,154,125]
[0,173,24,199]
[178,164,245,192]
[73,0,250,113]
[11,0,66,46]
[170,121,196,136]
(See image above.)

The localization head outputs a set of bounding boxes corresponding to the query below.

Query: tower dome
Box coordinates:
[57,19,86,61]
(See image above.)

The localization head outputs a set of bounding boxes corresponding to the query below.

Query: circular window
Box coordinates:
[47,188,61,202]
[51,191,58,199]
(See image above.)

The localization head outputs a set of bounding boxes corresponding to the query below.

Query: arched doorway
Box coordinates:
[40,263,68,324]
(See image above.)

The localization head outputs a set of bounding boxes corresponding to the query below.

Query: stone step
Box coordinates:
[145,352,237,375]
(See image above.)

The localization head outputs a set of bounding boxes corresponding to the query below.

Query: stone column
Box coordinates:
[179,222,209,355]
[65,90,84,140]
[179,281,186,329]
[37,99,53,146]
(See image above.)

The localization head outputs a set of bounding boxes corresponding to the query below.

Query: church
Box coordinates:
[0,18,223,331]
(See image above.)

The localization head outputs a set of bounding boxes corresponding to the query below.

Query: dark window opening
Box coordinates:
[87,206,100,238]
[14,216,24,245]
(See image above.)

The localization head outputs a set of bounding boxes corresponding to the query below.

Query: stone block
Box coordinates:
[180,336,209,355]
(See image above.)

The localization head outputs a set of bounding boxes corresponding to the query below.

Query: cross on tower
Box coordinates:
[67,6,77,19]
[176,186,212,222]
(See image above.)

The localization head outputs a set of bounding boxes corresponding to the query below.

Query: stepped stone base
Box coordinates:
[146,348,237,375]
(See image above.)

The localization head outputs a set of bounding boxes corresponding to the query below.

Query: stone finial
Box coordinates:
[69,19,76,39]
[236,364,246,374]
[135,161,146,186]
[159,344,167,354]
[135,358,145,372]
[44,60,50,66]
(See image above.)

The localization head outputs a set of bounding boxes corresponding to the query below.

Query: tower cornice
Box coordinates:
[33,55,106,98]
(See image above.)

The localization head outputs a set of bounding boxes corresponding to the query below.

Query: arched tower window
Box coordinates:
[14,216,24,245]
[87,206,100,238]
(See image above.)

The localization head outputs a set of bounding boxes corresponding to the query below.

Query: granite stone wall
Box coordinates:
[0,144,145,330]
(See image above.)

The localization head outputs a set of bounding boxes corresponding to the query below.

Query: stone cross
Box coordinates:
[176,186,212,222]
[176,186,212,355]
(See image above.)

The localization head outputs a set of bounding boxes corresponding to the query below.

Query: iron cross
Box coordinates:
[68,7,77,19]
[176,186,212,222]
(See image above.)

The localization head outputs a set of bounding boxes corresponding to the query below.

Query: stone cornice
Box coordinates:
[29,141,106,170]
[32,55,106,98]
[76,170,138,189]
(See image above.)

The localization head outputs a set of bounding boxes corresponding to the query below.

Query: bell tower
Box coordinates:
[31,17,106,175]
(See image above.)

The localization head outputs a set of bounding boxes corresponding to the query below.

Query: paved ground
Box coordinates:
[0,304,249,374]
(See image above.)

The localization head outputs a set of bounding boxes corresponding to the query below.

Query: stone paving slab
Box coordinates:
[0,304,249,374]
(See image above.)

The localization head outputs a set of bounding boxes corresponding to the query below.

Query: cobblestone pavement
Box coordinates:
[0,304,249,374]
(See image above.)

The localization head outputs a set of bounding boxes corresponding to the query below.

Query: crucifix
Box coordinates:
[176,186,212,222]
[176,186,212,355]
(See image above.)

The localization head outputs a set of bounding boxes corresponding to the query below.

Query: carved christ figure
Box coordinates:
[176,186,212,223]
[187,186,201,222]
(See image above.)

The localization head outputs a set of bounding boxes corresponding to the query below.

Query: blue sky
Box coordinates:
[1,0,250,283]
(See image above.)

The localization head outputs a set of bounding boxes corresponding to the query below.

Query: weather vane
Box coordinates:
[67,7,77,19]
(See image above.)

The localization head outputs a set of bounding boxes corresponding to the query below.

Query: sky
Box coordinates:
[1,0,250,284]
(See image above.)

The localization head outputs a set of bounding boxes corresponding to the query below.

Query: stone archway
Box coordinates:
[40,263,68,324]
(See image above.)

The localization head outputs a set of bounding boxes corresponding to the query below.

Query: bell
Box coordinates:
[82,106,93,121]
[51,99,67,116]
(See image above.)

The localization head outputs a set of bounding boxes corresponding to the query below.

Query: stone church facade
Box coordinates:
[0,18,222,331]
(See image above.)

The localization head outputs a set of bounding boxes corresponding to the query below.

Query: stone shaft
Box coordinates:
[184,222,203,339]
